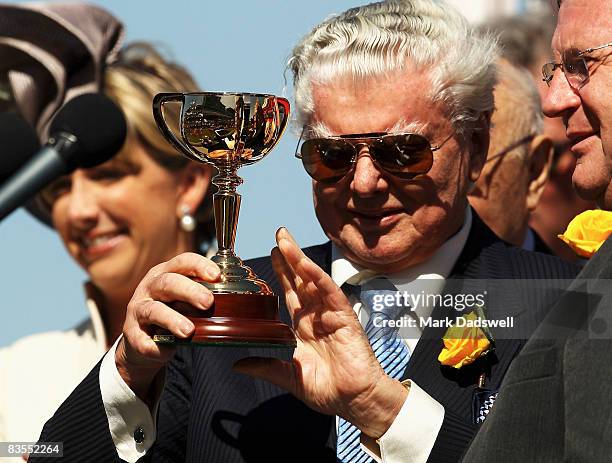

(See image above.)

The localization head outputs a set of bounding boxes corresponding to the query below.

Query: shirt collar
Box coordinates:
[522,227,535,252]
[331,206,472,291]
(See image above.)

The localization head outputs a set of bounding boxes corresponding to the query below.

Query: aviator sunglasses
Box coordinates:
[295,131,443,183]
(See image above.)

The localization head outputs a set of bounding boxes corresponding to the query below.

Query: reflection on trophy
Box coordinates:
[152,92,295,347]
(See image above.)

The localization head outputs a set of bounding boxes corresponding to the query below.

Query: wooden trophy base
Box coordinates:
[153,292,296,348]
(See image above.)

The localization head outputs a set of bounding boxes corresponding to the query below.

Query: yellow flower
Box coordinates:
[438,312,491,369]
[558,209,612,258]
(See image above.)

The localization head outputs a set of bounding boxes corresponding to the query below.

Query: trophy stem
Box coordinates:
[213,160,243,257]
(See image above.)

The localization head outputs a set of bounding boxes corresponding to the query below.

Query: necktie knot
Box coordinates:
[361,288,405,321]
[343,279,410,331]
[342,282,362,301]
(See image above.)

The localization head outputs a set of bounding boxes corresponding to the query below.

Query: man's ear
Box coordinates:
[176,163,214,216]
[468,112,491,182]
[526,134,553,211]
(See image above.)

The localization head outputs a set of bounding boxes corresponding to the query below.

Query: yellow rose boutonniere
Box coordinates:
[558,209,612,258]
[438,311,493,369]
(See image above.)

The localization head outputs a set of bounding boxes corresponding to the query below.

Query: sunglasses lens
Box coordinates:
[299,133,435,183]
[371,134,433,178]
[300,139,354,182]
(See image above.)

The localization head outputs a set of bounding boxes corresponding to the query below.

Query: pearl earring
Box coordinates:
[179,205,196,232]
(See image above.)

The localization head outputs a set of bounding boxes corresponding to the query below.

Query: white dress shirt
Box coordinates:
[100,208,472,463]
[0,284,108,463]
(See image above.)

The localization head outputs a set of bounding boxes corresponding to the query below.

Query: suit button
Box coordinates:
[134,426,145,444]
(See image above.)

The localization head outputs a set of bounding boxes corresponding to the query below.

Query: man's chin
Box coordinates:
[572,175,609,203]
[573,185,600,202]
[344,246,420,273]
[332,231,429,272]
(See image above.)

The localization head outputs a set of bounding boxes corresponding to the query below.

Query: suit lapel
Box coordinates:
[401,214,526,420]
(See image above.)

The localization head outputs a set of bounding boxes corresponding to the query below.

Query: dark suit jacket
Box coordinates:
[531,227,553,256]
[32,215,579,463]
[463,235,612,462]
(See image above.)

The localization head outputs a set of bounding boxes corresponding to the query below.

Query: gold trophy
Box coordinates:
[152,92,295,347]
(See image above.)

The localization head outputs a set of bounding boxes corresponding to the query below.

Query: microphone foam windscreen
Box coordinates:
[49,93,127,168]
[0,112,40,183]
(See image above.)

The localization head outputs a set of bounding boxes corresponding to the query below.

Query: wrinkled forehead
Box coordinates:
[553,0,612,55]
[308,70,441,138]
[307,119,429,138]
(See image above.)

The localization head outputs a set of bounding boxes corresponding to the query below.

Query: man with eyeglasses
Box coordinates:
[464,0,612,461]
[32,1,579,463]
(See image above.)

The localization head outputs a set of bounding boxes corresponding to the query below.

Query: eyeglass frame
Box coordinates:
[294,128,449,183]
[485,133,537,164]
[542,41,612,89]
[472,132,538,199]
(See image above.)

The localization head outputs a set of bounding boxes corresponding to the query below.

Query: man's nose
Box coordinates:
[542,68,582,119]
[66,174,100,226]
[350,148,387,196]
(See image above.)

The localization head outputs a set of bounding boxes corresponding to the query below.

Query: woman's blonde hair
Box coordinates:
[105,43,215,248]
[40,42,215,252]
[35,42,215,248]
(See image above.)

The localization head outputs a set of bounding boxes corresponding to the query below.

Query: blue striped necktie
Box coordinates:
[336,283,412,463]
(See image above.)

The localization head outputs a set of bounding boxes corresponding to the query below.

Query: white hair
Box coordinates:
[289,0,498,138]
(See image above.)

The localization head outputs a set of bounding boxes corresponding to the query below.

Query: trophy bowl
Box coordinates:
[152,92,295,348]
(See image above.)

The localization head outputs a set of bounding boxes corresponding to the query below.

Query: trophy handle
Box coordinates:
[153,93,203,163]
[276,97,290,139]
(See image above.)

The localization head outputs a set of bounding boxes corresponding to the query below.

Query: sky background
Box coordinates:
[1,0,531,347]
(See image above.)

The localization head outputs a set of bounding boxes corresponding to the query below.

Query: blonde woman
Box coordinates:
[0,43,214,450]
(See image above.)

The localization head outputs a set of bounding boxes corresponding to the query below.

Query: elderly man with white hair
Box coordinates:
[32,1,578,462]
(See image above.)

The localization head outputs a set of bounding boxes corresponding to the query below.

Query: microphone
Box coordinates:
[0,112,40,185]
[0,93,127,221]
